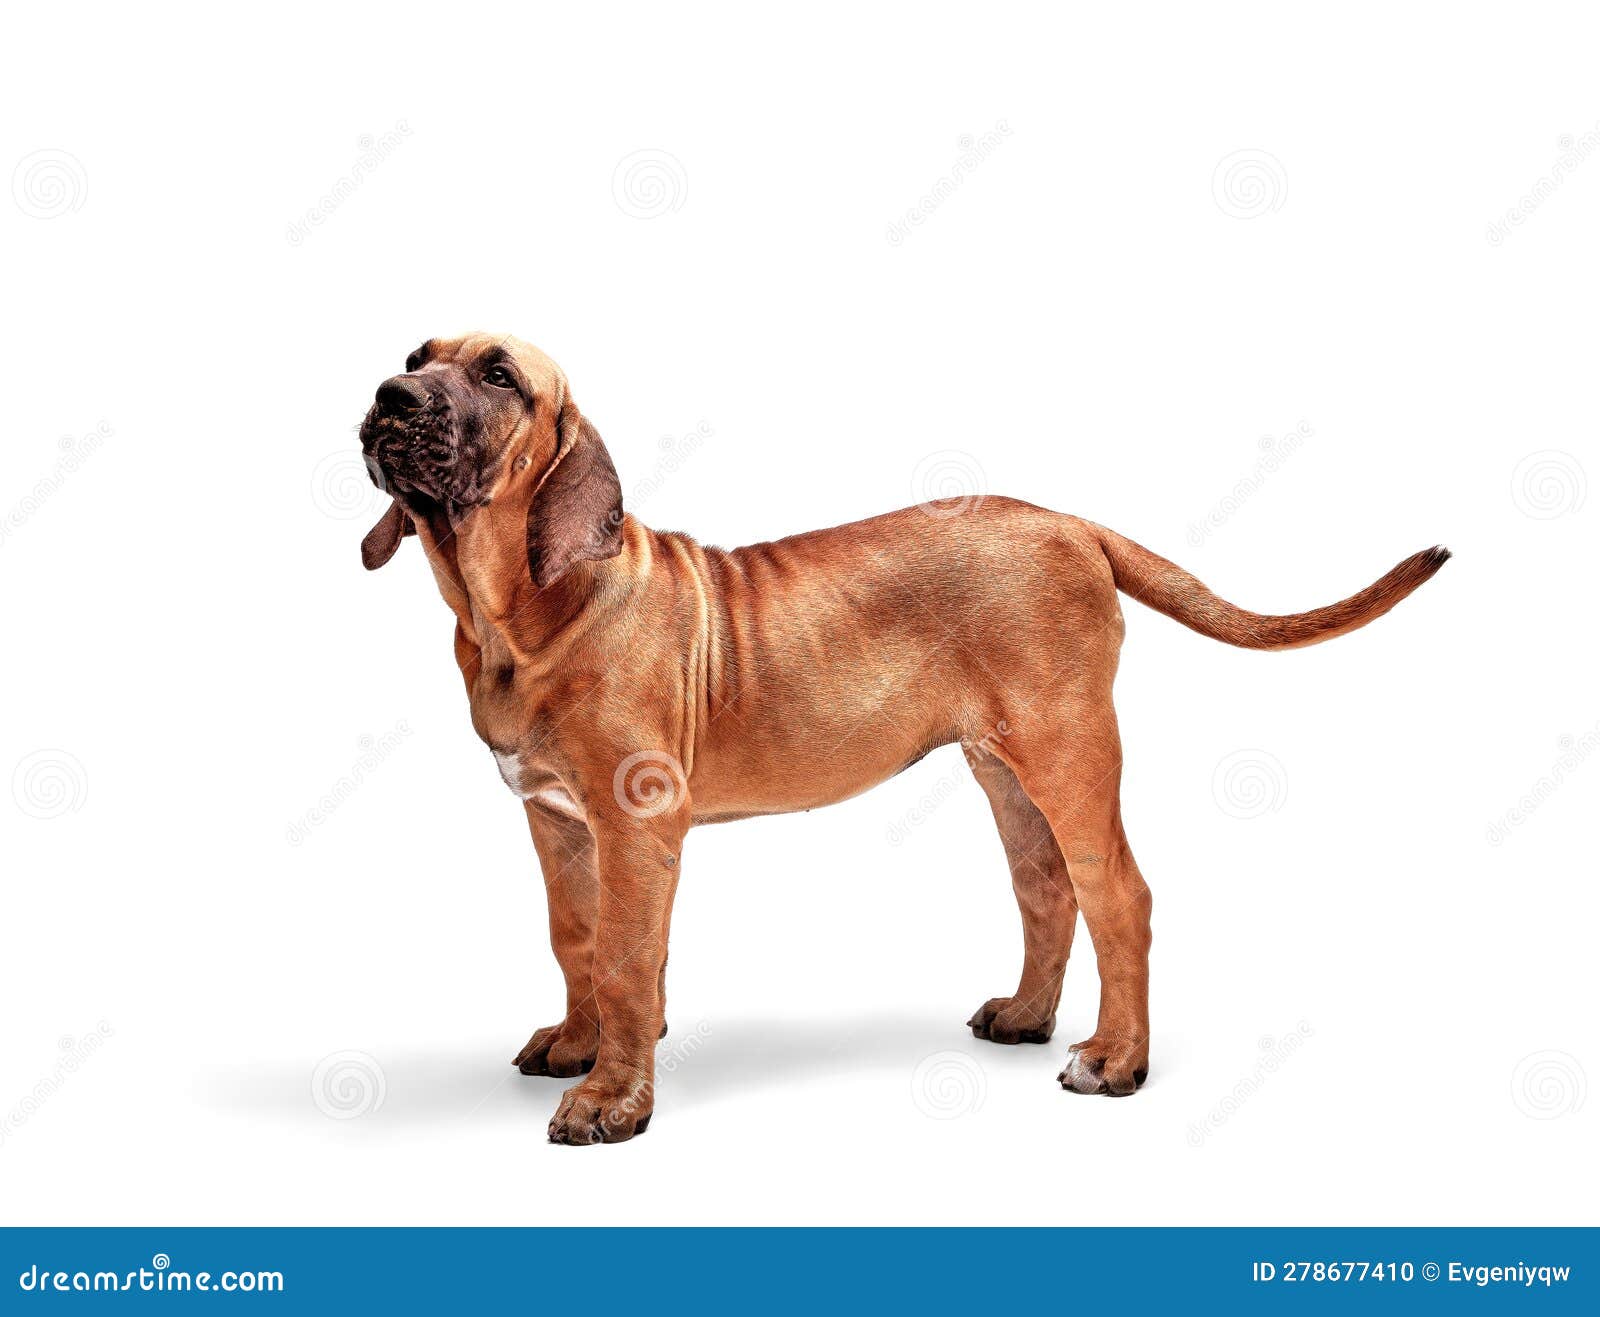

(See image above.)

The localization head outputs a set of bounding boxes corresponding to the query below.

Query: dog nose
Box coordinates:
[374,376,428,416]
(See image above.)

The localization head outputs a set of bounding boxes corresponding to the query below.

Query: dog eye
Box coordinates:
[405,351,423,372]
[484,365,515,389]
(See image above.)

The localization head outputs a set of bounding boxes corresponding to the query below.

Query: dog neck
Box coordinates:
[411,501,627,675]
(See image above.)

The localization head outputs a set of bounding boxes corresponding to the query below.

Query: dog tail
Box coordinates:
[1094,525,1450,651]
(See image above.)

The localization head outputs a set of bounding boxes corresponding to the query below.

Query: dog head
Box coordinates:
[359,333,623,587]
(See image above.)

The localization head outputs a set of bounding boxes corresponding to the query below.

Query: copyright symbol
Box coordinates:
[1422,1261,1439,1282]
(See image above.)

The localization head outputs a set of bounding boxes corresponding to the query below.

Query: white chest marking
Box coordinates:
[530,784,587,822]
[491,751,587,822]
[493,750,533,799]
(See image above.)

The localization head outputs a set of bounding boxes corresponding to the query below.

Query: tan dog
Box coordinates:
[359,332,1448,1144]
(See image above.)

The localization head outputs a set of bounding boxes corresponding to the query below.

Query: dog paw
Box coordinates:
[512,1021,598,1078]
[547,1079,653,1145]
[1058,1037,1148,1096]
[967,997,1055,1045]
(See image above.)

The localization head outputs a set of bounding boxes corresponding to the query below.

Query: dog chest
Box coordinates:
[490,749,587,821]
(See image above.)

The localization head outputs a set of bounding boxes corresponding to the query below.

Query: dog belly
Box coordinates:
[689,724,950,822]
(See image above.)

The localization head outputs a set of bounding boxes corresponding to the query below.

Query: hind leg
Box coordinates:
[966,755,1080,1045]
[1007,703,1153,1096]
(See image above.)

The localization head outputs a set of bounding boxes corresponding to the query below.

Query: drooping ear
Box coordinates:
[361,499,414,570]
[526,397,624,589]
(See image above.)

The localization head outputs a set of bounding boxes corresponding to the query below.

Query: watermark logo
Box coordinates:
[1187,423,1312,547]
[0,423,111,547]
[12,149,87,219]
[311,1050,387,1120]
[886,122,1011,245]
[286,123,412,246]
[1486,724,1600,845]
[1211,749,1288,820]
[0,1024,114,1146]
[311,449,389,522]
[1510,450,1586,520]
[910,1051,987,1119]
[613,750,688,819]
[657,1020,713,1075]
[286,723,412,846]
[1510,1050,1586,1120]
[628,421,712,511]
[1487,124,1600,245]
[1188,1023,1313,1145]
[17,1254,282,1294]
[1212,149,1287,219]
[612,149,688,219]
[11,749,89,821]
[911,450,987,519]
[887,720,1010,844]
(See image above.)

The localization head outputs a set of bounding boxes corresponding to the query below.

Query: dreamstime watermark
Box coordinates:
[18,1256,284,1295]
[910,1050,987,1119]
[286,122,412,246]
[657,1019,713,1075]
[12,148,87,219]
[887,720,1011,844]
[286,722,411,845]
[1487,124,1600,245]
[1486,723,1600,845]
[1509,1050,1586,1120]
[570,1021,714,1141]
[1,422,112,547]
[1187,423,1313,547]
[627,421,712,512]
[0,1023,114,1146]
[11,749,89,821]
[1212,149,1287,219]
[311,1050,387,1120]
[911,449,987,519]
[1187,1022,1313,1146]
[612,149,687,219]
[1509,450,1587,519]
[311,448,389,522]
[1211,749,1288,820]
[613,750,688,820]
[886,121,1011,245]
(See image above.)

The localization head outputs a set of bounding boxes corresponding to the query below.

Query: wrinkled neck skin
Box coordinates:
[408,494,619,697]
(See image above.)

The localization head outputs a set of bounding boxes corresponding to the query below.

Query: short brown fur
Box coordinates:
[359,333,1449,1142]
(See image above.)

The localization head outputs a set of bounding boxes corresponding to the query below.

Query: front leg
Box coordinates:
[513,801,602,1077]
[547,767,687,1145]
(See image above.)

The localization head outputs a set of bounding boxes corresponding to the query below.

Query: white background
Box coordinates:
[2,2,1594,1226]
